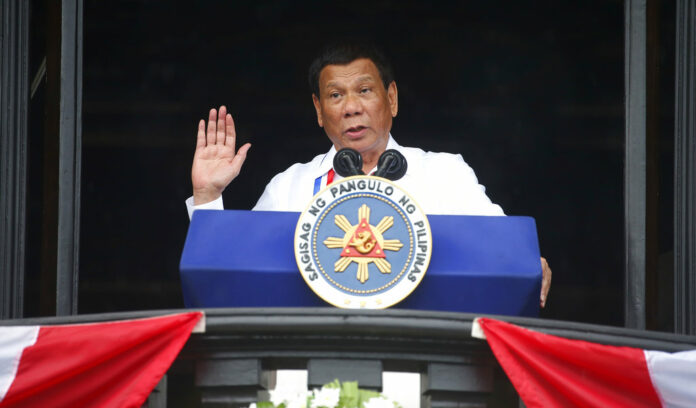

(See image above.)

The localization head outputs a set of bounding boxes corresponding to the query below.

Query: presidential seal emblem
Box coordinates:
[294,175,432,309]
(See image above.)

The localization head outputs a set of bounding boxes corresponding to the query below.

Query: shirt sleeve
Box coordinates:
[251,164,300,211]
[185,195,224,220]
[456,156,505,216]
[251,185,276,211]
[432,152,505,216]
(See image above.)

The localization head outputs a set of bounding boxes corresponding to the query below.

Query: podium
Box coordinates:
[180,210,542,316]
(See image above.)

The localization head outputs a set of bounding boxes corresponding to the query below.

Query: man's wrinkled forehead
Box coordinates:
[318,59,382,88]
[324,75,377,89]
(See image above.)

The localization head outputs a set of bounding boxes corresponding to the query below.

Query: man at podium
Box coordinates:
[184,42,552,307]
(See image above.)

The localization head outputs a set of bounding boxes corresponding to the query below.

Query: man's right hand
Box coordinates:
[191,106,251,205]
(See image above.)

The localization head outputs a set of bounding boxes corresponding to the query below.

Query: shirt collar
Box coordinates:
[316,134,401,178]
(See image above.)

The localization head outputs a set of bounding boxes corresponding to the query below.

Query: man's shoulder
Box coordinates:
[396,143,477,187]
[398,144,467,168]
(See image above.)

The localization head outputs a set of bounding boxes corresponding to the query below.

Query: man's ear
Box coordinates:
[388,81,398,117]
[312,94,324,127]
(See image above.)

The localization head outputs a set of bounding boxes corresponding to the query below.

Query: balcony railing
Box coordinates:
[4,308,696,408]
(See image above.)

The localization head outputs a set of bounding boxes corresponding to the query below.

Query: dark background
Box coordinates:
[67,0,674,326]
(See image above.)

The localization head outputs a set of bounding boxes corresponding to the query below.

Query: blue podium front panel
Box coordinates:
[180,210,541,316]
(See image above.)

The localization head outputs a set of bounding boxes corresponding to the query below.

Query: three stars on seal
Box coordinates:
[323,204,404,283]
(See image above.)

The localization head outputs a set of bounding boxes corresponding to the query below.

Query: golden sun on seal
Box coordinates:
[323,204,404,283]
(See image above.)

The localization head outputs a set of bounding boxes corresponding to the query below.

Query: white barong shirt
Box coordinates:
[186,135,504,218]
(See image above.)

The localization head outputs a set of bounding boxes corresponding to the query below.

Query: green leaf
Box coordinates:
[335,381,356,407]
[355,386,381,407]
[252,379,398,408]
[328,380,384,408]
[323,379,341,389]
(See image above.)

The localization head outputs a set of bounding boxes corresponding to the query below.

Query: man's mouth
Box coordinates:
[345,126,367,138]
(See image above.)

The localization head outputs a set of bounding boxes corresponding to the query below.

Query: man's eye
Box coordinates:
[360,88,371,94]
[330,92,341,98]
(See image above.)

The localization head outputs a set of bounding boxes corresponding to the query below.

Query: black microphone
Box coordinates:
[373,149,408,181]
[333,148,365,177]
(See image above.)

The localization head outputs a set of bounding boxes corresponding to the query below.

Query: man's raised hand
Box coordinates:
[191,106,251,205]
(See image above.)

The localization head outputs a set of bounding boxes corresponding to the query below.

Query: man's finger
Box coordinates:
[207,108,217,146]
[225,113,236,149]
[216,106,226,145]
[196,119,206,149]
[230,143,251,175]
[540,257,552,308]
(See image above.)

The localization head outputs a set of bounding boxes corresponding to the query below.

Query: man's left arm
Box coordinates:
[443,153,552,308]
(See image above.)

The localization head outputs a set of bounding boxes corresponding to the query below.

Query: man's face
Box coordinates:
[312,58,398,156]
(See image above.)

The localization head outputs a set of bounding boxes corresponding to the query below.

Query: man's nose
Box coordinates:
[343,93,363,117]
